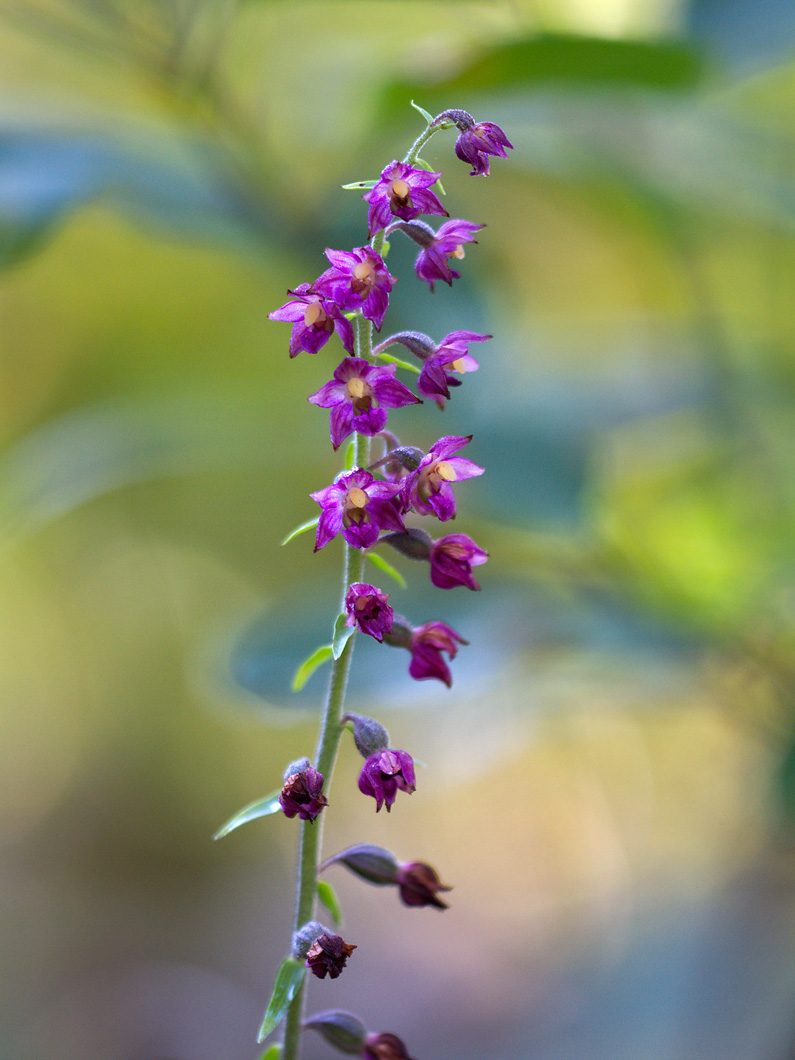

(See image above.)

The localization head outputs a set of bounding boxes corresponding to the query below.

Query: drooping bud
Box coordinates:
[382,616,413,650]
[304,1010,368,1054]
[373,330,436,363]
[395,861,452,910]
[305,932,358,980]
[362,1032,417,1060]
[343,713,390,758]
[380,529,433,562]
[320,843,400,886]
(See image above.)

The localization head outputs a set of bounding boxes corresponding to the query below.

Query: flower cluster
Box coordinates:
[261,105,510,1060]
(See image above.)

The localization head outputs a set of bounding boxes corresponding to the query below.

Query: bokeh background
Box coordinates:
[2,1,795,1058]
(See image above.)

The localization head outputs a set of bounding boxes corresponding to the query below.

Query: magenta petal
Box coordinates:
[446,457,484,480]
[329,402,355,449]
[315,506,344,551]
[268,301,305,322]
[308,379,345,408]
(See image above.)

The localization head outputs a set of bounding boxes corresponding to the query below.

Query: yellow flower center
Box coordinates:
[390,177,410,200]
[346,377,367,399]
[449,358,467,373]
[353,262,373,282]
[347,487,368,508]
[435,460,457,481]
[303,302,325,326]
[450,244,466,260]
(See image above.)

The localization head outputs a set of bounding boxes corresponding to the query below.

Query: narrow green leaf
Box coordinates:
[259,1045,281,1060]
[257,958,306,1043]
[281,516,319,546]
[344,439,356,471]
[410,100,434,124]
[317,879,343,926]
[291,645,333,691]
[332,613,355,660]
[415,157,446,196]
[367,551,407,588]
[213,788,282,839]
[341,179,379,190]
[371,352,420,375]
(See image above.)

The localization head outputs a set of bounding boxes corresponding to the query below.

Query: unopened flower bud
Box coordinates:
[344,713,390,757]
[362,1032,417,1060]
[396,861,452,910]
[283,756,311,782]
[304,1010,367,1053]
[380,529,432,562]
[292,920,328,959]
[320,844,400,886]
[305,931,357,980]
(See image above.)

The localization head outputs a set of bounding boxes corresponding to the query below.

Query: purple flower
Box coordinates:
[345,583,394,642]
[279,765,329,822]
[415,219,484,291]
[455,121,513,176]
[314,247,397,330]
[395,861,452,910]
[268,283,355,358]
[363,160,448,238]
[310,468,406,551]
[362,1033,417,1060]
[429,533,488,590]
[417,330,490,403]
[308,357,420,450]
[305,932,357,980]
[402,435,484,521]
[408,621,466,687]
[358,749,416,813]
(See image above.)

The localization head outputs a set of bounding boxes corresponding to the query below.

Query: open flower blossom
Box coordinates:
[314,247,397,330]
[417,330,489,402]
[358,749,416,812]
[385,218,483,292]
[279,764,328,822]
[395,861,452,909]
[268,283,355,358]
[345,583,394,642]
[454,120,513,176]
[363,160,448,238]
[402,435,484,521]
[429,533,488,590]
[305,932,357,980]
[308,357,420,449]
[408,620,467,686]
[311,468,406,551]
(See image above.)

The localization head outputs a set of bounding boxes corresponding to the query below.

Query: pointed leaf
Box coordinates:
[411,100,435,125]
[344,439,356,471]
[371,352,420,375]
[366,551,407,588]
[259,1045,282,1060]
[341,179,379,190]
[281,516,320,546]
[332,614,355,660]
[213,788,282,839]
[258,958,306,1042]
[317,879,343,926]
[415,157,446,196]
[291,645,333,691]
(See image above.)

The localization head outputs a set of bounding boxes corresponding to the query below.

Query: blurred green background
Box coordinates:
[2,0,795,1057]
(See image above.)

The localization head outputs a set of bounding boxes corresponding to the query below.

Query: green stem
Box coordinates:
[281,319,372,1060]
[404,122,441,166]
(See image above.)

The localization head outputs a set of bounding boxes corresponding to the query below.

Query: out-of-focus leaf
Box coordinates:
[331,613,355,660]
[372,352,420,375]
[410,100,434,124]
[259,1044,282,1060]
[282,516,320,546]
[257,958,305,1043]
[341,179,378,190]
[0,126,278,269]
[291,645,333,691]
[317,879,342,926]
[213,789,282,840]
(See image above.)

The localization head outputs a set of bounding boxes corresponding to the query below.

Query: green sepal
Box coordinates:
[281,516,319,546]
[410,100,434,124]
[366,550,406,588]
[259,1044,282,1060]
[332,613,355,660]
[257,958,306,1043]
[415,156,446,196]
[213,788,282,840]
[317,879,343,926]
[341,179,379,190]
[291,645,333,691]
[371,351,420,375]
[344,438,356,471]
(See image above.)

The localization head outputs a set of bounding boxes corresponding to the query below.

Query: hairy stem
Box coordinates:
[281,316,372,1060]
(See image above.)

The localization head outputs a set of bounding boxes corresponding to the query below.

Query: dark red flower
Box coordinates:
[358,749,416,813]
[279,765,328,822]
[362,1032,417,1060]
[395,861,452,910]
[305,932,357,980]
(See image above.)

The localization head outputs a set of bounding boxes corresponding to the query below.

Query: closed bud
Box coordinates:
[283,756,311,782]
[362,1032,417,1060]
[292,920,327,960]
[304,1010,367,1053]
[380,529,432,562]
[320,844,400,886]
[343,713,390,758]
